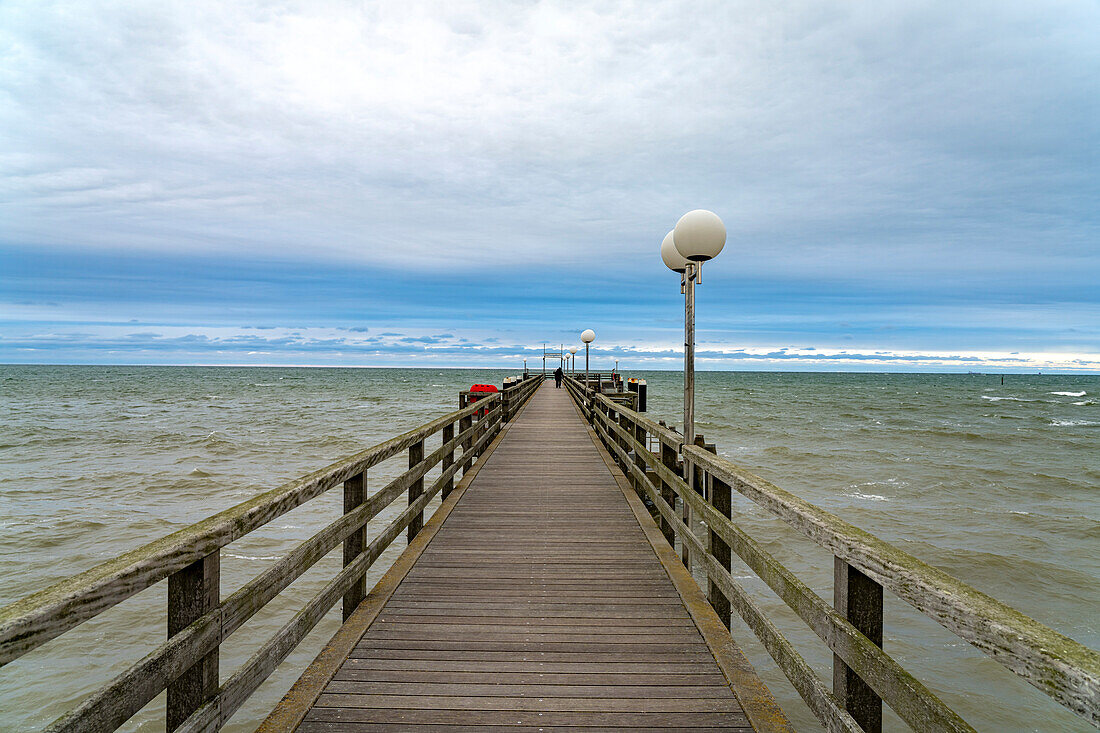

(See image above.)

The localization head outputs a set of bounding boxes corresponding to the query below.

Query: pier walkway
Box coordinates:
[267,382,788,732]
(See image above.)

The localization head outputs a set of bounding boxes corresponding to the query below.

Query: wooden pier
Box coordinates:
[264,380,788,731]
[2,371,1098,732]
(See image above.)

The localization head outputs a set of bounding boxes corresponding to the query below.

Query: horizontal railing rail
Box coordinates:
[0,374,541,732]
[564,375,1100,732]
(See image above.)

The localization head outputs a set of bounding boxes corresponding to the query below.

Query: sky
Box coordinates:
[2,1,1098,371]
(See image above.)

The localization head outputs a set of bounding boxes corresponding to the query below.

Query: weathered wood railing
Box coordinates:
[0,375,541,732]
[564,375,1100,733]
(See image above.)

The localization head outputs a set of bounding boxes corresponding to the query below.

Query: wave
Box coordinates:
[1073,400,1095,406]
[1049,419,1100,427]
[844,491,889,502]
[1050,391,1087,397]
[980,395,1041,402]
[225,553,281,561]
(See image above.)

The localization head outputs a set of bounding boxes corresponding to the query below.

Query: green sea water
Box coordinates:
[1,366,1097,731]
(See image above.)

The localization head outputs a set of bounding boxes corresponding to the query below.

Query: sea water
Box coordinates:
[1,366,1097,731]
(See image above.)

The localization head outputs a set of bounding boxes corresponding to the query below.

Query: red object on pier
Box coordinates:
[468,383,498,417]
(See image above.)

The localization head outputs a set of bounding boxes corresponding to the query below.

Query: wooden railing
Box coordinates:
[564,375,1100,733]
[0,375,541,732]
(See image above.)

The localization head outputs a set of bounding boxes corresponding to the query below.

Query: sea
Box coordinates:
[1,366,1097,732]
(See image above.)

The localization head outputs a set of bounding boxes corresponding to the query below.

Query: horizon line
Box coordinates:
[2,362,1095,376]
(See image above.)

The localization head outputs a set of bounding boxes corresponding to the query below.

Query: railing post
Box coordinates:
[618,408,631,471]
[408,438,424,541]
[659,440,678,549]
[342,471,367,620]
[473,406,485,460]
[704,444,732,628]
[614,407,627,471]
[167,551,219,732]
[834,557,884,733]
[632,419,646,498]
[459,394,474,474]
[442,422,455,499]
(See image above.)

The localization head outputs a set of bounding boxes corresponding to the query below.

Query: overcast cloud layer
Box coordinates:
[2,1,1098,370]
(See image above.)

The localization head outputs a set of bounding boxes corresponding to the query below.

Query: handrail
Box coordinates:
[0,394,497,666]
[0,374,541,732]
[564,374,1100,731]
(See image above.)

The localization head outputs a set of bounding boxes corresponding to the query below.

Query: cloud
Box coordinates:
[0,2,1097,368]
[1,1,1097,279]
[2,324,1098,372]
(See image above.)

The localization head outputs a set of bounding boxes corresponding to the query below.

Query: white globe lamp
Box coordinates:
[661,230,690,273]
[580,330,595,385]
[673,209,726,262]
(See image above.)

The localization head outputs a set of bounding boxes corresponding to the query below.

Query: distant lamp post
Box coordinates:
[569,346,578,374]
[663,210,725,449]
[581,329,595,385]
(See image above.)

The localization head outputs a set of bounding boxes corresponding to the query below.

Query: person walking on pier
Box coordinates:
[553,366,563,389]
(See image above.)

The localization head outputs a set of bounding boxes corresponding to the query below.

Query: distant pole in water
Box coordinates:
[1001,374,1004,385]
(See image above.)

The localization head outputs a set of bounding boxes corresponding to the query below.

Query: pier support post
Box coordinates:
[659,440,678,549]
[442,423,455,499]
[834,558,884,733]
[342,471,367,620]
[167,551,219,732]
[408,439,425,541]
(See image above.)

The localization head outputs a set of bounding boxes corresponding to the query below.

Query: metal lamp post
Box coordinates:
[569,347,578,374]
[661,210,726,450]
[581,330,595,386]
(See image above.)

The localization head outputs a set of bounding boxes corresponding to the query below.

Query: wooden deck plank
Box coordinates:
[299,720,751,732]
[302,708,750,726]
[281,383,784,731]
[332,670,729,685]
[338,659,723,674]
[311,694,745,712]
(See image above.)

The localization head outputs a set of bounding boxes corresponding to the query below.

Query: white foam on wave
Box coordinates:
[1009,510,1031,515]
[1050,419,1100,427]
[1073,400,1094,406]
[226,553,281,561]
[844,491,889,502]
[1050,391,1086,397]
[981,395,1033,402]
